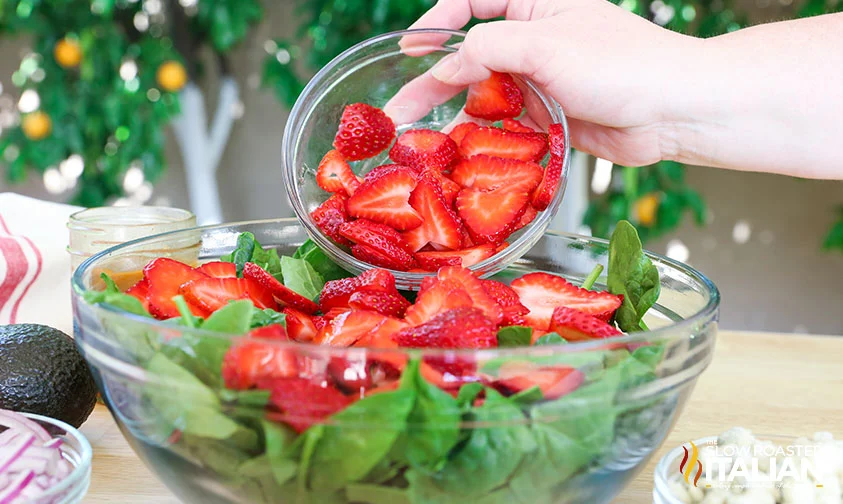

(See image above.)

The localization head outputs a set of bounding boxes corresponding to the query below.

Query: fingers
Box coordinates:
[383,69,466,125]
[429,20,544,86]
[408,0,512,31]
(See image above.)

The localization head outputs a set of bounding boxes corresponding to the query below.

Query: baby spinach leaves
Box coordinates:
[496,325,533,347]
[607,220,660,332]
[280,256,323,302]
[222,232,283,280]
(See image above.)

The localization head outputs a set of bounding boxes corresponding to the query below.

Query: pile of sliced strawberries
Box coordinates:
[310,71,566,272]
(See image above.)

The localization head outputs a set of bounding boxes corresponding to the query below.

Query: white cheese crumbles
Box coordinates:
[668,428,843,504]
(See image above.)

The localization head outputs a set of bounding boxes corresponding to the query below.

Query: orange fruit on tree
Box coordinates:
[22,111,52,140]
[156,60,188,92]
[634,193,660,227]
[54,38,82,68]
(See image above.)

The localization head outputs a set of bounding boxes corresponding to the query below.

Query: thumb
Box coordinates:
[430,21,544,85]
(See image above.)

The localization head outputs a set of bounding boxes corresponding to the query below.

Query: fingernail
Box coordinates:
[431,55,460,82]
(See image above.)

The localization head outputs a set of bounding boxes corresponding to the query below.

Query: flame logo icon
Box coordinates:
[679,440,703,486]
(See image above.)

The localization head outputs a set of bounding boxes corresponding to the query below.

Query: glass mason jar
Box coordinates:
[67,207,198,290]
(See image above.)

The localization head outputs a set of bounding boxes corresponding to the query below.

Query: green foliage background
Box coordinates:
[0,0,840,249]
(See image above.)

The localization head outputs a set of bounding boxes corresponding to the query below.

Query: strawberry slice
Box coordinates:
[221,324,298,390]
[532,154,564,211]
[327,355,403,392]
[393,307,497,348]
[494,362,584,400]
[363,164,418,184]
[512,204,539,233]
[349,289,411,318]
[415,243,497,270]
[389,129,459,170]
[456,187,529,245]
[502,118,535,133]
[262,377,355,433]
[509,272,623,330]
[437,266,504,324]
[125,278,150,312]
[181,277,278,313]
[347,168,422,231]
[450,155,543,193]
[333,103,395,161]
[464,72,524,121]
[284,307,318,342]
[340,219,416,271]
[448,121,480,145]
[311,193,351,246]
[460,127,548,162]
[319,268,397,312]
[316,149,362,195]
[404,279,473,326]
[481,279,529,326]
[548,123,566,158]
[143,258,209,319]
[421,167,460,206]
[243,262,319,314]
[401,171,462,252]
[315,310,406,347]
[549,306,623,341]
[197,261,237,278]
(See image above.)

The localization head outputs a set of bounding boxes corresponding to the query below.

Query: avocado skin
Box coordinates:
[0,323,98,428]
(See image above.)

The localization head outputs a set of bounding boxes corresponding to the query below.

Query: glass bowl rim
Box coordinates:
[72,217,720,359]
[15,412,93,500]
[280,27,571,285]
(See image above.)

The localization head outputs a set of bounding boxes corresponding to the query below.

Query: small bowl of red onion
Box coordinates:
[0,409,92,504]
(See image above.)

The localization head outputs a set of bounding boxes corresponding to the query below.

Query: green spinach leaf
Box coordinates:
[534,333,566,346]
[222,232,283,281]
[293,239,352,282]
[202,299,255,334]
[280,256,324,301]
[607,220,660,332]
[346,484,411,504]
[262,420,298,487]
[455,383,484,409]
[83,273,151,317]
[496,326,533,347]
[249,307,287,328]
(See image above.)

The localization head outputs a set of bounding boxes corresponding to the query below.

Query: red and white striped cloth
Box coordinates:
[0,193,81,336]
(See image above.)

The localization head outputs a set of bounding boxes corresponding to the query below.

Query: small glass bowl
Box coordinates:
[14,412,93,503]
[282,29,571,289]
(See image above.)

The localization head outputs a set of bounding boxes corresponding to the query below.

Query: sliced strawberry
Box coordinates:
[464,72,524,121]
[313,315,328,330]
[417,275,440,296]
[353,317,408,348]
[181,277,278,313]
[319,268,397,312]
[284,307,318,342]
[495,242,509,254]
[415,243,497,270]
[422,167,460,206]
[311,193,351,246]
[393,307,496,348]
[419,359,479,390]
[450,155,543,193]
[363,164,418,184]
[494,362,584,400]
[349,289,411,318]
[333,103,395,161]
[548,123,566,158]
[389,129,458,170]
[462,228,475,248]
[315,310,405,347]
[125,278,150,312]
[198,261,237,278]
[532,154,564,211]
[502,118,535,133]
[549,306,623,341]
[222,325,298,390]
[243,262,319,314]
[262,377,355,433]
[340,220,416,271]
[456,187,529,245]
[143,258,208,319]
[328,356,392,392]
[460,127,548,162]
[323,307,352,320]
[481,279,529,325]
[404,279,473,326]
[437,266,504,324]
[448,121,481,146]
[346,168,422,231]
[401,171,462,252]
[512,204,539,233]
[316,149,362,195]
[509,272,623,330]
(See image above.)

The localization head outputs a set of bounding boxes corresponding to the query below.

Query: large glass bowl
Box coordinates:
[71,219,718,504]
[282,29,571,289]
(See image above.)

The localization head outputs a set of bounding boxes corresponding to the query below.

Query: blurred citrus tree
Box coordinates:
[0,0,840,248]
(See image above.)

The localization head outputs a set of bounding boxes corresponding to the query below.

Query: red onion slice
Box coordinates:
[0,470,35,503]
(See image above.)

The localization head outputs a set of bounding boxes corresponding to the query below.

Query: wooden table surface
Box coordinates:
[79,330,843,503]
